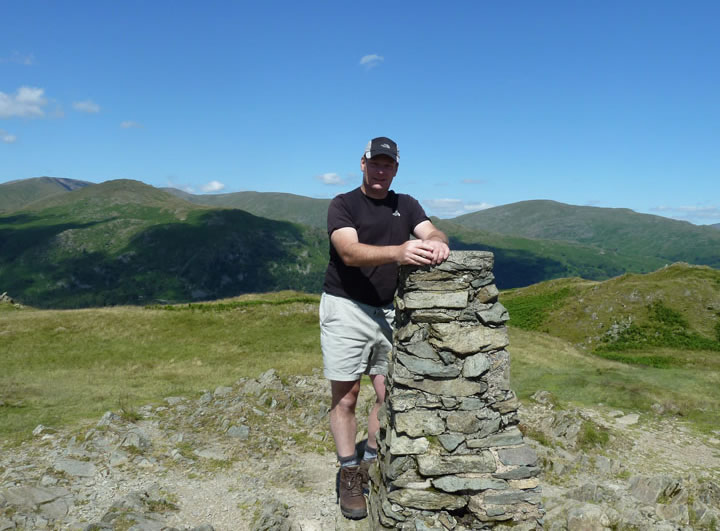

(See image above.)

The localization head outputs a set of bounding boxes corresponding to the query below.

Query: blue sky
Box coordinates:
[2,1,719,225]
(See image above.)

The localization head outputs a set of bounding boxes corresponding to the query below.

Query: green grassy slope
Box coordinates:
[452,200,720,268]
[501,264,720,432]
[501,263,720,351]
[435,219,666,288]
[0,177,92,212]
[3,277,718,444]
[0,180,328,308]
[163,188,331,229]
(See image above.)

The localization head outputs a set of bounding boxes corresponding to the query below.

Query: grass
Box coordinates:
[0,291,321,444]
[508,328,720,435]
[2,284,720,447]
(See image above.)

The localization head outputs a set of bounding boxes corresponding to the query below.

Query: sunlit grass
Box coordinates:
[2,292,719,446]
[0,291,322,443]
[509,328,720,434]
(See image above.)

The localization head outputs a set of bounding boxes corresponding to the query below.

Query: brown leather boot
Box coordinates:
[338,465,367,519]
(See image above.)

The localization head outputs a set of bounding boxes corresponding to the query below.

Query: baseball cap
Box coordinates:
[364,137,399,163]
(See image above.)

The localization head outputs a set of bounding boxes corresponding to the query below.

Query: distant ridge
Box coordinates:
[0,177,93,212]
[451,200,720,269]
[710,223,720,231]
[163,188,330,229]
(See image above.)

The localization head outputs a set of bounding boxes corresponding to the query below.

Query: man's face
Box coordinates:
[361,155,398,199]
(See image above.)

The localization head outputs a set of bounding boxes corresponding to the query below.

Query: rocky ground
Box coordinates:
[1,369,719,530]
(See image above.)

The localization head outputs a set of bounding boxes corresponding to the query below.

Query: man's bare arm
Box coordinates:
[413,220,450,264]
[331,227,441,267]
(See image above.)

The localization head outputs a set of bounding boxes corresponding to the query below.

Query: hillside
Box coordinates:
[0,177,92,212]
[501,262,720,353]
[452,200,720,268]
[435,218,666,288]
[0,180,327,308]
[163,188,331,229]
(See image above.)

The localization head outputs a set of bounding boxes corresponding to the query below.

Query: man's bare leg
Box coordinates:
[330,379,361,457]
[366,374,386,450]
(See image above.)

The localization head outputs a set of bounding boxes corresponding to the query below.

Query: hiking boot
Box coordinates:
[359,458,376,493]
[338,465,367,519]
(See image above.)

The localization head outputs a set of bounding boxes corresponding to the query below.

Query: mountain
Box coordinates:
[0,179,327,308]
[710,223,720,231]
[0,177,92,212]
[434,219,666,288]
[451,200,720,269]
[163,188,331,229]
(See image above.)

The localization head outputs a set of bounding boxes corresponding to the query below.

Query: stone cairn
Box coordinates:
[368,251,544,529]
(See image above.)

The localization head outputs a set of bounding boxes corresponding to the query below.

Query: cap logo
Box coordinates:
[381,143,391,149]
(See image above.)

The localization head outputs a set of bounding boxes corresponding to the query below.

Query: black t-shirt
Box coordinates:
[323,187,429,306]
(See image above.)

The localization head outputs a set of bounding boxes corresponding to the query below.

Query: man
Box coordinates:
[320,136,450,519]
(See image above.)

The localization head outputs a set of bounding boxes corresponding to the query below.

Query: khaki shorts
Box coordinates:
[319,292,394,381]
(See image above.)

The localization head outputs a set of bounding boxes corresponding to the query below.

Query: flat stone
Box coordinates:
[387,488,466,510]
[121,428,151,450]
[54,458,96,478]
[429,323,508,355]
[194,447,228,460]
[481,487,542,505]
[446,411,482,434]
[385,455,414,480]
[391,374,487,397]
[389,391,421,412]
[404,290,468,310]
[462,353,491,378]
[433,475,509,493]
[39,498,69,519]
[395,410,445,437]
[477,302,510,325]
[475,284,499,303]
[616,413,640,426]
[498,446,538,467]
[493,396,519,414]
[227,425,250,439]
[396,351,460,378]
[0,486,70,507]
[508,478,540,490]
[459,397,484,410]
[164,396,185,405]
[403,341,441,360]
[467,426,524,448]
[473,418,502,439]
[411,309,457,323]
[493,466,542,480]
[417,453,496,476]
[433,251,494,271]
[438,433,465,452]
[389,432,429,455]
[395,322,422,342]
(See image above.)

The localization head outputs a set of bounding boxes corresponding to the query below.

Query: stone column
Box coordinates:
[368,251,543,530]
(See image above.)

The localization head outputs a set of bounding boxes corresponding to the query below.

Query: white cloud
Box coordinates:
[0,129,17,143]
[461,178,485,184]
[120,120,142,128]
[201,180,225,193]
[0,86,47,118]
[0,51,34,65]
[360,54,384,69]
[317,172,345,185]
[650,204,720,223]
[73,100,100,113]
[424,198,494,218]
